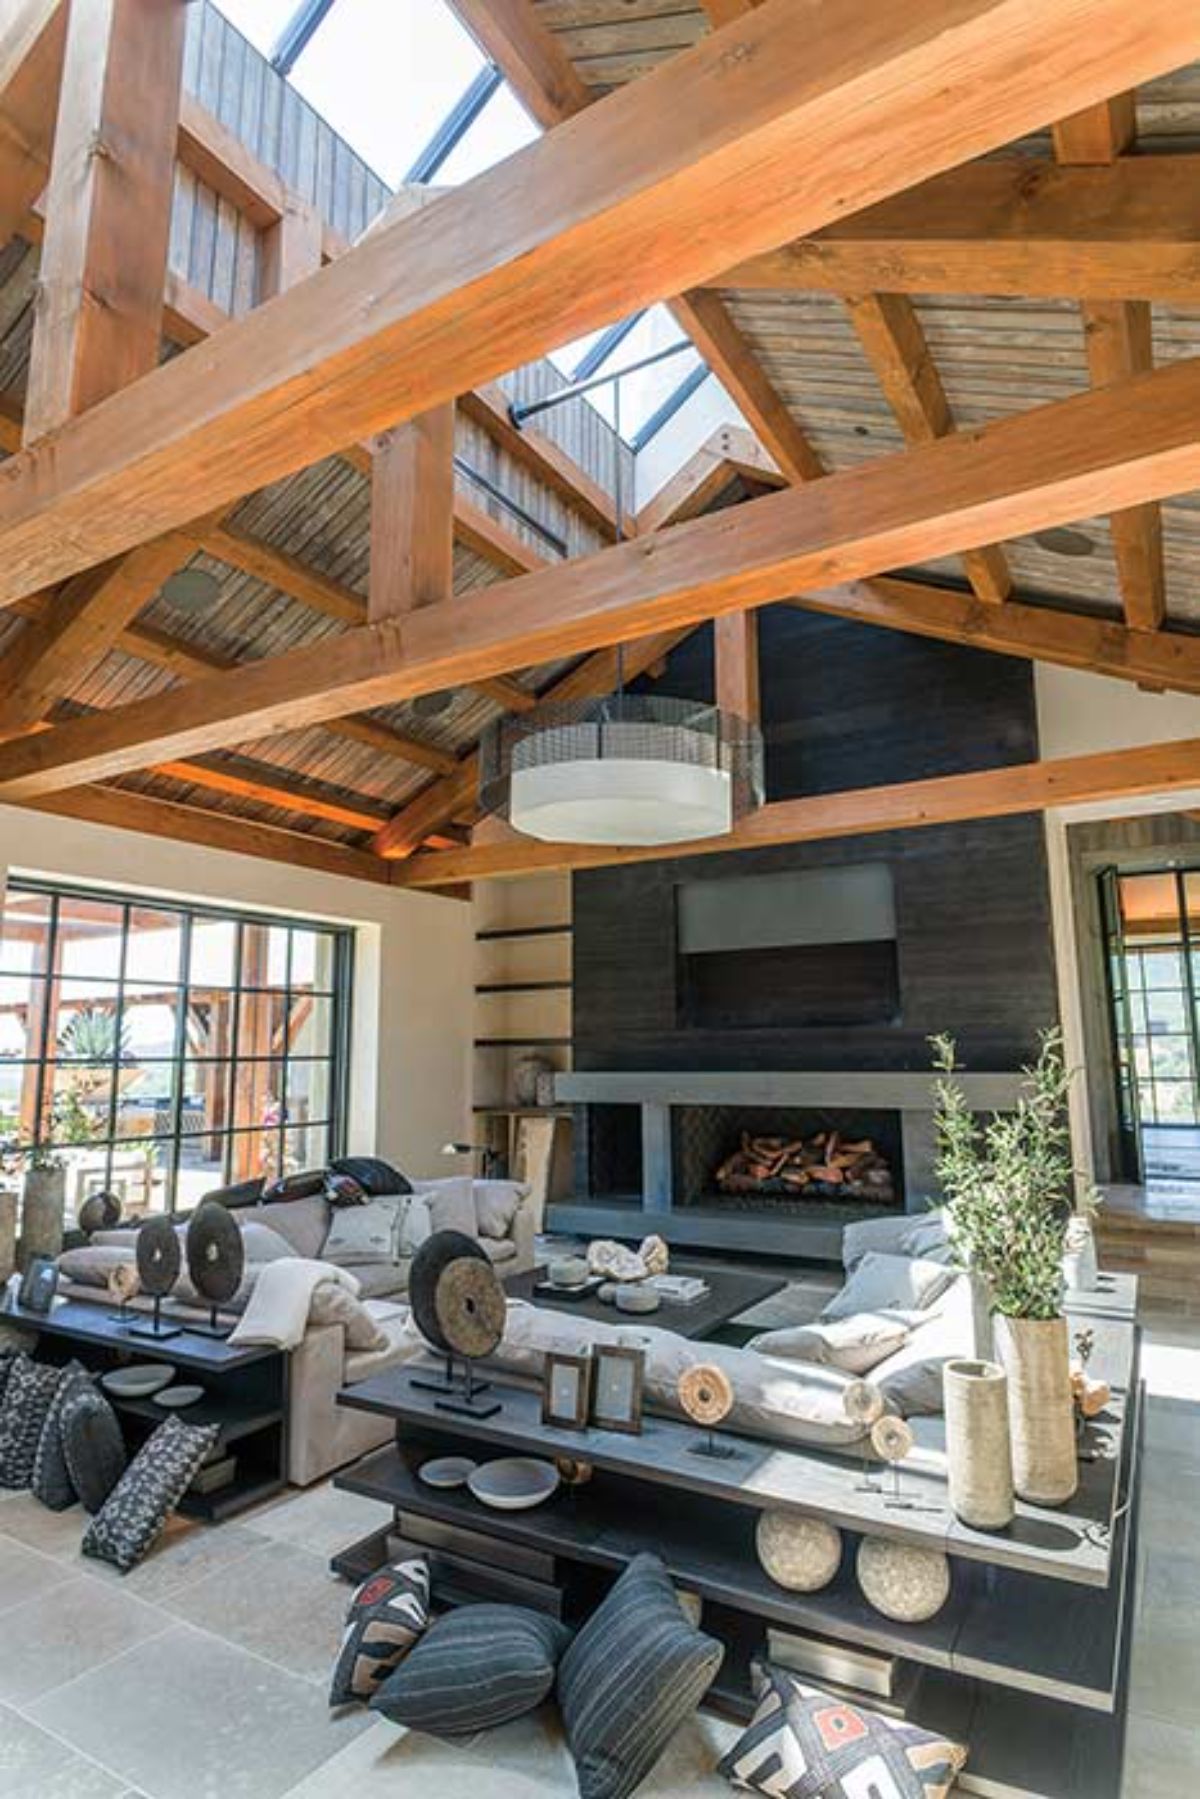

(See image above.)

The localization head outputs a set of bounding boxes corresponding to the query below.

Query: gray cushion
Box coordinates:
[82,1416,218,1572]
[250,1195,329,1259]
[473,1180,527,1241]
[323,1196,408,1266]
[329,1557,430,1705]
[870,1275,973,1416]
[481,1237,517,1265]
[32,1362,89,1511]
[842,1210,951,1273]
[822,1252,956,1322]
[350,1262,412,1301]
[371,1602,568,1736]
[750,1313,910,1375]
[0,1356,67,1489]
[558,1554,723,1799]
[60,1381,127,1513]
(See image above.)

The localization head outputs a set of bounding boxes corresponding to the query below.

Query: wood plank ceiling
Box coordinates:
[3,0,1200,887]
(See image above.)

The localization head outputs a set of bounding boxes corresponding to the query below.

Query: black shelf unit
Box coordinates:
[475,924,572,941]
[475,981,572,994]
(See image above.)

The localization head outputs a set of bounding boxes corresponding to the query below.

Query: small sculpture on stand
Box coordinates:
[843,1379,885,1492]
[184,1200,245,1339]
[106,1261,140,1327]
[872,1414,917,1509]
[409,1230,506,1420]
[679,1363,738,1459]
[127,1216,182,1340]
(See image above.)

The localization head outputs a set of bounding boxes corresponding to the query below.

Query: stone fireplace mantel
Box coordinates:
[551,1068,1027,1259]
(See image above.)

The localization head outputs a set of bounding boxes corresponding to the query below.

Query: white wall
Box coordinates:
[0,806,474,1180]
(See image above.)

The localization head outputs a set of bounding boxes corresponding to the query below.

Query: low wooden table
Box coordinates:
[0,1294,288,1520]
[507,1257,786,1340]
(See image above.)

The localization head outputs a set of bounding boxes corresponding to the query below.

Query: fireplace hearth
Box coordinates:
[714,1128,895,1207]
[673,1102,902,1216]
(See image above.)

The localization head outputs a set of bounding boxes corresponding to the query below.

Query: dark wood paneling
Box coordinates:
[573,605,1057,1075]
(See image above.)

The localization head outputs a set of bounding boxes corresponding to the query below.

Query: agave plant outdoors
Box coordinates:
[930,1028,1091,1322]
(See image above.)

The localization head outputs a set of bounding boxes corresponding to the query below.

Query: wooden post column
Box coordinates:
[23,0,187,444]
[714,611,760,724]
[369,404,456,621]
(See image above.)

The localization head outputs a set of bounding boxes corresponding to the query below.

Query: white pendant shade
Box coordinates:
[510,754,732,845]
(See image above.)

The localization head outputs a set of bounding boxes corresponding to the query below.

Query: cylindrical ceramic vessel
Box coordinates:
[996,1314,1079,1507]
[18,1166,66,1266]
[943,1357,1015,1530]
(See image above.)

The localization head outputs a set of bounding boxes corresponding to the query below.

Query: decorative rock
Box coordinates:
[78,1190,122,1236]
[615,1284,660,1314]
[756,1511,842,1593]
[856,1536,951,1623]
[597,1283,618,1305]
[548,1256,590,1289]
[678,1364,734,1428]
[586,1234,669,1284]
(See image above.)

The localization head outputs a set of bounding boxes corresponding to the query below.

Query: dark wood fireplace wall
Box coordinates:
[572,605,1059,1075]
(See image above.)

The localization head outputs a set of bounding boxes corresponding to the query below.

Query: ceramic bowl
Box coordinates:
[155,1384,205,1409]
[100,1364,175,1399]
[418,1456,478,1489]
[468,1457,560,1511]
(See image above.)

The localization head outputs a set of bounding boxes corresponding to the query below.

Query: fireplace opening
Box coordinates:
[673,1105,903,1216]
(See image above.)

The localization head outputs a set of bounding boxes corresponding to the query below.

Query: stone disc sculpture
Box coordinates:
[136,1215,180,1297]
[409,1230,505,1361]
[186,1199,245,1306]
[756,1511,842,1593]
[856,1535,951,1623]
[678,1363,734,1428]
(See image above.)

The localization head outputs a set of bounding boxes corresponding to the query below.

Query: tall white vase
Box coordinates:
[995,1314,1078,1507]
[943,1358,1014,1530]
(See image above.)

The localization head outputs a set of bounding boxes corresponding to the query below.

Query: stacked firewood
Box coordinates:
[714,1130,895,1202]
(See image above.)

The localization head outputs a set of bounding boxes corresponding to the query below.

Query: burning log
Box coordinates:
[714,1128,894,1203]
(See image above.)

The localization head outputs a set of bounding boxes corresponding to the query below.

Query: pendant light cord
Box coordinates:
[613,377,625,711]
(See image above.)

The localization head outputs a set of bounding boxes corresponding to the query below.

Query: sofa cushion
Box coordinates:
[822,1252,956,1322]
[870,1275,973,1416]
[58,1243,137,1289]
[250,1194,329,1259]
[372,1602,570,1737]
[329,1557,430,1705]
[330,1155,413,1197]
[32,1362,89,1511]
[324,1198,405,1266]
[412,1176,476,1238]
[308,1280,390,1351]
[82,1416,219,1572]
[344,1307,422,1384]
[60,1381,127,1513]
[324,1170,368,1208]
[0,1356,68,1489]
[481,1237,517,1265]
[558,1555,722,1799]
[718,1663,966,1799]
[750,1313,910,1375]
[350,1261,412,1302]
[238,1222,297,1263]
[473,1180,528,1241]
[842,1209,952,1272]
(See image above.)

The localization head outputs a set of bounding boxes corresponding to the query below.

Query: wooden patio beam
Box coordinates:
[395,733,1200,887]
[3,0,1193,601]
[13,352,1200,799]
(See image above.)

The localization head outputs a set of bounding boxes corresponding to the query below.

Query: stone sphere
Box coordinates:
[756,1511,842,1593]
[856,1535,951,1622]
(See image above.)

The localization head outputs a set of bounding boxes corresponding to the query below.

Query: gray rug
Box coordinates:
[732,1272,839,1333]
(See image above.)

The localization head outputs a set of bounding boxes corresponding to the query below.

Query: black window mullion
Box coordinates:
[166,912,193,1216]
[30,890,60,1152]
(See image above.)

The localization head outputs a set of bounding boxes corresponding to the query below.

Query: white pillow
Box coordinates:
[870,1275,973,1415]
[473,1179,528,1241]
[841,1209,952,1272]
[323,1196,407,1266]
[822,1251,956,1322]
[238,1222,296,1264]
[424,1175,477,1239]
[749,1313,910,1375]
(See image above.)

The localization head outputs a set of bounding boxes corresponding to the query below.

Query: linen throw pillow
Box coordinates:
[718,1664,967,1799]
[0,1356,68,1489]
[472,1180,528,1242]
[60,1380,128,1513]
[329,1557,431,1705]
[558,1554,724,1799]
[822,1253,956,1323]
[82,1416,218,1572]
[370,1603,570,1736]
[751,1313,910,1375]
[32,1362,90,1511]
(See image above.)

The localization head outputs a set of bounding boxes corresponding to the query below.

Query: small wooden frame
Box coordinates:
[541,1351,592,1430]
[591,1345,646,1436]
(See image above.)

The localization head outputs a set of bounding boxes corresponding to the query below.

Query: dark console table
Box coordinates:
[331,1290,1141,1799]
[1,1295,288,1520]
[507,1258,787,1340]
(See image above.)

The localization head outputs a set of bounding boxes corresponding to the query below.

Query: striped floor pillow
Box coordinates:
[370,1602,571,1737]
[558,1554,724,1799]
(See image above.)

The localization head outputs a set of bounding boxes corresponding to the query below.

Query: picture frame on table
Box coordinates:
[591,1345,646,1436]
[17,1255,59,1315]
[542,1351,593,1430]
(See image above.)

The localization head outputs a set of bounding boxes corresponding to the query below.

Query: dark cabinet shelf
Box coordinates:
[475,924,572,941]
[474,1037,572,1048]
[475,981,571,994]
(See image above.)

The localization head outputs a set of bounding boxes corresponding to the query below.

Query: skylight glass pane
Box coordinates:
[584,306,700,438]
[547,328,609,378]
[288,0,485,185]
[434,83,540,184]
[214,0,299,55]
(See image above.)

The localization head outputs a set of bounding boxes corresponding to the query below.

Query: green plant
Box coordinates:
[930,1028,1093,1321]
[56,1005,129,1063]
[50,1088,98,1147]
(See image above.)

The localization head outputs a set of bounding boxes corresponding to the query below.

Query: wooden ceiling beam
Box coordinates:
[448,0,591,131]
[714,611,759,723]
[634,425,783,537]
[0,0,64,248]
[714,154,1200,304]
[458,385,617,540]
[149,756,389,834]
[16,349,1200,801]
[4,0,1191,602]
[1053,95,1166,635]
[844,292,1011,605]
[395,733,1200,888]
[369,407,455,623]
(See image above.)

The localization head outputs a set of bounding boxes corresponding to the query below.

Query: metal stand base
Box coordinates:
[689,1431,741,1461]
[181,1305,234,1340]
[435,1392,503,1420]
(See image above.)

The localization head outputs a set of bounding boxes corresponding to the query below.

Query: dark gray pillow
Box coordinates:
[329,1558,431,1706]
[558,1555,724,1799]
[60,1381,127,1514]
[330,1156,412,1197]
[0,1356,67,1490]
[371,1603,570,1736]
[82,1416,217,1571]
[32,1362,89,1511]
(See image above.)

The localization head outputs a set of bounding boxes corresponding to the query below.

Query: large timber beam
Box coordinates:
[715,154,1200,303]
[1,0,1194,604]
[0,0,64,248]
[12,353,1200,799]
[395,734,1200,887]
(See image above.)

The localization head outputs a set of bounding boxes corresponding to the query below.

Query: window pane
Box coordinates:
[55,896,124,978]
[1144,950,1183,991]
[189,920,237,988]
[234,991,288,1058]
[226,1128,284,1186]
[0,976,46,1060]
[435,83,539,185]
[53,987,121,1058]
[290,929,337,993]
[1145,989,1188,1035]
[285,994,334,1058]
[184,987,238,1060]
[0,889,52,975]
[1152,1081,1199,1123]
[122,998,180,1062]
[1150,1035,1194,1081]
[240,921,289,989]
[231,1060,285,1135]
[183,1059,233,1139]
[1119,871,1179,940]
[285,1059,332,1126]
[578,306,699,438]
[0,1063,36,1140]
[114,1063,180,1139]
[285,1121,329,1174]
[125,907,183,985]
[47,1064,113,1145]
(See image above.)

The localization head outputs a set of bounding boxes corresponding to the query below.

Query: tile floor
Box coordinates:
[1,1303,1197,1799]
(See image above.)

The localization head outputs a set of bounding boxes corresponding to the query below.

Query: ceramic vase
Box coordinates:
[1062,1216,1099,1293]
[943,1358,1014,1530]
[18,1165,67,1266]
[995,1314,1078,1507]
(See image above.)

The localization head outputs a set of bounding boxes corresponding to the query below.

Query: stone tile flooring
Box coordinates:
[0,1302,1196,1798]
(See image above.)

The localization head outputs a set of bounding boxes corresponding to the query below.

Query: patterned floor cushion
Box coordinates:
[558,1554,724,1799]
[0,1356,68,1490]
[329,1557,430,1705]
[718,1663,967,1799]
[82,1416,218,1571]
[32,1362,90,1511]
[370,1603,570,1737]
[60,1381,127,1514]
